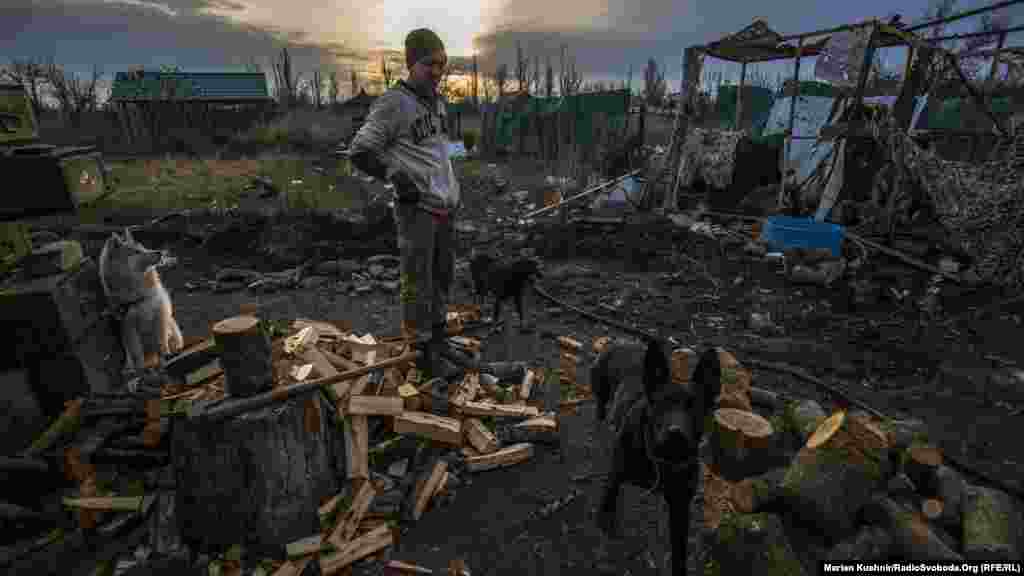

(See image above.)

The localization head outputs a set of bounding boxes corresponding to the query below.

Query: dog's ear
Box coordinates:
[642,337,670,400]
[692,347,723,416]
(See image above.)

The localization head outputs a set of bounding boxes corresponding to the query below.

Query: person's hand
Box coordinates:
[391,171,420,204]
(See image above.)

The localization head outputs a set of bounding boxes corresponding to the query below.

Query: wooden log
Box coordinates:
[709,513,806,576]
[922,498,944,521]
[320,346,360,372]
[171,394,346,556]
[348,396,404,416]
[383,560,434,574]
[784,399,827,444]
[465,443,534,473]
[328,478,376,547]
[393,412,463,445]
[711,408,775,479]
[504,415,559,446]
[457,401,539,419]
[22,398,84,458]
[826,525,893,562]
[592,336,611,355]
[518,368,537,403]
[671,348,696,383]
[780,411,890,537]
[450,372,480,408]
[868,496,963,562]
[285,534,323,558]
[717,360,753,413]
[319,524,393,575]
[211,315,273,397]
[412,459,448,521]
[164,338,218,379]
[557,336,581,353]
[904,443,943,497]
[463,418,499,454]
[962,486,1020,562]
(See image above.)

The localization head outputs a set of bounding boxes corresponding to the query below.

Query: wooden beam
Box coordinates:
[736,61,747,129]
[778,36,803,211]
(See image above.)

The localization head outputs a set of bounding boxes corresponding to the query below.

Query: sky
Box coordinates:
[3,0,1024,97]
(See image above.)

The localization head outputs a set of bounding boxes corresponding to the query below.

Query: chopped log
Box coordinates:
[922,498,944,521]
[272,558,312,576]
[962,486,1020,562]
[868,496,963,562]
[348,396,404,416]
[717,360,753,413]
[171,394,345,555]
[560,352,578,382]
[320,347,360,372]
[292,318,346,341]
[412,460,448,521]
[904,443,943,497]
[345,350,377,481]
[709,513,806,576]
[504,415,559,446]
[319,524,393,576]
[518,369,537,402]
[557,336,581,353]
[826,525,893,562]
[781,411,890,537]
[77,469,97,530]
[458,401,539,419]
[399,383,422,412]
[286,534,323,558]
[328,478,376,547]
[592,336,611,355]
[935,465,966,530]
[394,412,463,445]
[465,443,534,473]
[319,492,343,521]
[22,398,84,458]
[711,408,775,479]
[384,560,434,574]
[671,348,696,383]
[785,399,826,444]
[450,336,481,353]
[212,316,274,397]
[450,372,480,408]
[463,419,499,454]
[301,347,339,382]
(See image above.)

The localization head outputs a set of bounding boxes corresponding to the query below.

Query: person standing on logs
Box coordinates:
[349,28,460,381]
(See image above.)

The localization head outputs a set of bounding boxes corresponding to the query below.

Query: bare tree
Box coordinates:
[43,60,102,126]
[2,58,48,115]
[559,45,583,96]
[642,57,666,107]
[350,69,359,98]
[545,56,554,98]
[516,41,529,93]
[328,70,340,105]
[312,70,322,109]
[472,52,479,106]
[496,63,509,100]
[272,47,298,108]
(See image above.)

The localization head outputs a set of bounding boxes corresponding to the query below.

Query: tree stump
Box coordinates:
[710,408,775,479]
[962,486,1021,562]
[171,394,346,557]
[212,316,273,397]
[780,411,890,538]
[867,496,963,562]
[785,399,827,444]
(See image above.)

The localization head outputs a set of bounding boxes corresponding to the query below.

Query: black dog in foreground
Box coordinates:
[592,337,722,576]
[469,253,542,327]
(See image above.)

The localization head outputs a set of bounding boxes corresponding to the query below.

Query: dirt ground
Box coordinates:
[48,155,1024,575]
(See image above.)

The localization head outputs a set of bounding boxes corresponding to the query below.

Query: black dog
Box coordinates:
[468,253,542,327]
[592,337,722,576]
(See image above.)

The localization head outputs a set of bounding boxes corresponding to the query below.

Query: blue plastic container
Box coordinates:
[761,216,844,257]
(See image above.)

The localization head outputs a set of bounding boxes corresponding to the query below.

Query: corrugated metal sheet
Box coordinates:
[109,71,271,102]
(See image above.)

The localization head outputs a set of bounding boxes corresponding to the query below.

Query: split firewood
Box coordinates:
[460,445,480,459]
[711,408,775,478]
[343,334,381,365]
[903,442,943,497]
[23,397,84,458]
[781,411,891,536]
[463,419,499,454]
[450,372,480,408]
[286,534,323,558]
[399,383,422,412]
[716,354,752,412]
[784,399,827,444]
[213,315,274,397]
[458,401,539,419]
[504,415,559,446]
[962,486,1020,562]
[319,492,344,521]
[559,352,578,383]
[381,369,402,395]
[450,336,481,353]
[63,496,143,513]
[671,348,696,383]
[592,336,611,355]
[384,559,434,574]
[413,460,448,521]
[292,318,346,342]
[348,396,404,416]
[344,350,377,480]
[320,346,360,372]
[826,525,894,563]
[465,443,534,473]
[328,479,377,548]
[867,496,963,562]
[77,469,98,530]
[518,369,537,403]
[301,347,339,381]
[272,558,312,576]
[394,412,463,445]
[319,524,393,575]
[557,336,581,353]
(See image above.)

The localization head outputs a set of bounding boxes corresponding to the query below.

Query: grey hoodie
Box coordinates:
[349,81,460,215]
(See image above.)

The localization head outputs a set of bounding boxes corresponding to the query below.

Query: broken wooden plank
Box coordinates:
[63,496,143,512]
[463,418,499,455]
[348,395,404,416]
[458,401,539,419]
[320,524,393,576]
[286,534,323,558]
[345,350,376,480]
[465,443,534,473]
[412,460,448,521]
[394,412,463,445]
[328,479,377,548]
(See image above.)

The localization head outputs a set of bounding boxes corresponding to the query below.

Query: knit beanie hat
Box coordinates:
[405,28,445,69]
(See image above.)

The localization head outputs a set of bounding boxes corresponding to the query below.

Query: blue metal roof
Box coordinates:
[110,71,271,102]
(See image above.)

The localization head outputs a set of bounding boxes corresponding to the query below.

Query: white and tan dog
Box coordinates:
[98,229,184,390]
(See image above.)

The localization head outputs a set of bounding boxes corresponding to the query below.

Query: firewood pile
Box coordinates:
[689,350,1023,575]
[0,303,588,576]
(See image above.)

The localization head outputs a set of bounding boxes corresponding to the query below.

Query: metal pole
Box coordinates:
[666,48,689,212]
[778,38,803,211]
[736,61,747,130]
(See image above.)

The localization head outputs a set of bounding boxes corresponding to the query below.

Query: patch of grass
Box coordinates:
[77,155,358,224]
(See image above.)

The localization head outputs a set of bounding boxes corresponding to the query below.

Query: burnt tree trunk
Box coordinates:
[171,394,346,557]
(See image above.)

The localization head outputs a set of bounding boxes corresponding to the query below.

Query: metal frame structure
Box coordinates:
[679,0,1024,210]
